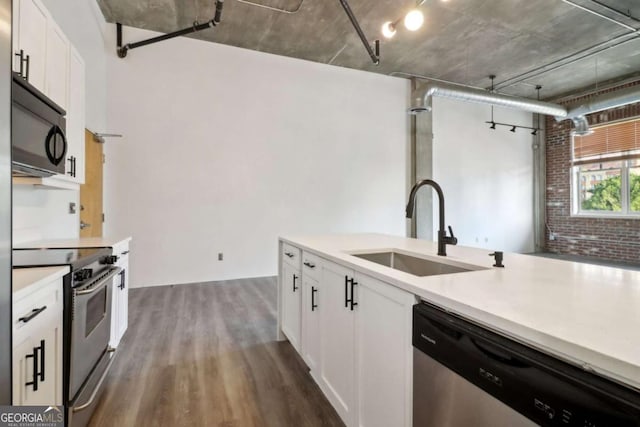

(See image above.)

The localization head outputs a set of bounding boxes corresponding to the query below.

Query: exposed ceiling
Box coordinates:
[96,0,640,99]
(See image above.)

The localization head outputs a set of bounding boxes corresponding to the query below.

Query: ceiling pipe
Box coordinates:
[555,85,640,135]
[409,82,568,117]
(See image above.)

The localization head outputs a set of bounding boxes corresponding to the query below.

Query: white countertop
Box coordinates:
[14,236,132,249]
[281,233,640,391]
[13,266,68,298]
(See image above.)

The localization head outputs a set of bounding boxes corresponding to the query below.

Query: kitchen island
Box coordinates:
[278,233,640,427]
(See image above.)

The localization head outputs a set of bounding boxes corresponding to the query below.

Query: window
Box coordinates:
[572,118,640,216]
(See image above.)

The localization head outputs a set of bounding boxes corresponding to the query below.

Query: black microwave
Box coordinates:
[12,72,67,177]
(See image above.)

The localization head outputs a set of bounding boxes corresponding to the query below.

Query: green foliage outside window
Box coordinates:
[582,173,640,211]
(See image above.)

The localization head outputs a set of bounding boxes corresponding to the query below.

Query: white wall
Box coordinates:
[431,97,534,253]
[12,187,79,244]
[105,27,409,287]
[13,0,108,244]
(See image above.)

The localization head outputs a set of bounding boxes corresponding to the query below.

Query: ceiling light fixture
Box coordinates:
[382,0,431,39]
[404,9,424,31]
[381,21,397,38]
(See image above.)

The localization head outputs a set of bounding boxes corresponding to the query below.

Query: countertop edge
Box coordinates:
[13,266,69,300]
[279,235,640,391]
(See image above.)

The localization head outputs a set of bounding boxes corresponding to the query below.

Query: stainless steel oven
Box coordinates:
[13,247,121,427]
[68,266,120,427]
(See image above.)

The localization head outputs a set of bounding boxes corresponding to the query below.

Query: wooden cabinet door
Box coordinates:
[44,18,69,109]
[355,273,414,427]
[281,262,301,351]
[15,0,49,92]
[301,275,320,373]
[319,261,356,427]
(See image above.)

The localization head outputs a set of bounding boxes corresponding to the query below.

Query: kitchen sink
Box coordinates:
[351,251,481,277]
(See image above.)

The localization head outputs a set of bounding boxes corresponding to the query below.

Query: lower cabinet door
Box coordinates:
[109,278,121,348]
[118,268,129,341]
[13,319,63,406]
[281,262,302,351]
[301,275,320,373]
[320,261,356,426]
[355,273,414,427]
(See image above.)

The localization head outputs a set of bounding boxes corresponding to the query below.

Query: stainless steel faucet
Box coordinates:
[406,179,458,256]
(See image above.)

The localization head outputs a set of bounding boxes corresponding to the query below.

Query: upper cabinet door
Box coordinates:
[15,0,49,92]
[56,45,85,184]
[45,18,69,110]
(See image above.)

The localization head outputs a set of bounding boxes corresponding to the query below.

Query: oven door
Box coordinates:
[69,267,120,401]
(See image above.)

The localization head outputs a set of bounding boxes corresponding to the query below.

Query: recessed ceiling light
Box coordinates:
[404,10,424,31]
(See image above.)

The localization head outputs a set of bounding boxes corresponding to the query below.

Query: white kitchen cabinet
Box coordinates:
[319,261,356,427]
[56,45,85,184]
[13,0,49,92]
[12,276,63,406]
[354,273,415,427]
[281,261,302,352]
[279,242,416,427]
[44,18,69,110]
[301,274,320,373]
[110,241,130,348]
[13,0,86,184]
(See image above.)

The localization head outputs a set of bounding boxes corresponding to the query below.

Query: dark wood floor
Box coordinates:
[89,277,343,427]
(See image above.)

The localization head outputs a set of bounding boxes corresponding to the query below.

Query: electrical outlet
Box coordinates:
[218,252,223,261]
[549,233,556,241]
[69,202,76,214]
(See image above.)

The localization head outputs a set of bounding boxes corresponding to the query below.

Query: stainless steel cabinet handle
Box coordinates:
[284,252,294,258]
[303,261,316,269]
[80,221,91,229]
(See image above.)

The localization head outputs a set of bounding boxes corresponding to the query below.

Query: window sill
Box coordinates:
[570,213,640,220]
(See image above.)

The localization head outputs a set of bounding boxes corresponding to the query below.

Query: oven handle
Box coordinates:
[74,267,121,296]
[72,347,116,413]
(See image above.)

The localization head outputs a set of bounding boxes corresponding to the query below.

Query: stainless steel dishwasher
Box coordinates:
[413,302,640,427]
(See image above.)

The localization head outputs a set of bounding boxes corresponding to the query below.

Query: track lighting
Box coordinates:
[404,9,424,31]
[381,21,397,38]
[486,121,540,135]
[381,1,431,38]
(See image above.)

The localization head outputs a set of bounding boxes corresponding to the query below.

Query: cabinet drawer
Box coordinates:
[302,251,321,280]
[282,243,301,268]
[13,281,61,334]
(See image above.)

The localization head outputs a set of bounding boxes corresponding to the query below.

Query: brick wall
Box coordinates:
[545,80,640,264]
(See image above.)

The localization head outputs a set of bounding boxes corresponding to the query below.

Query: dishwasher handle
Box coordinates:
[470,337,531,368]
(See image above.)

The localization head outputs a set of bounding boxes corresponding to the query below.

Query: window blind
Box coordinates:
[573,118,640,164]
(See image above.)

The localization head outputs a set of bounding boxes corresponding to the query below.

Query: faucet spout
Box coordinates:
[405,179,457,256]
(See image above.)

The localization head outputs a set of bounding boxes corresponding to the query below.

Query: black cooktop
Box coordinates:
[13,247,112,270]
